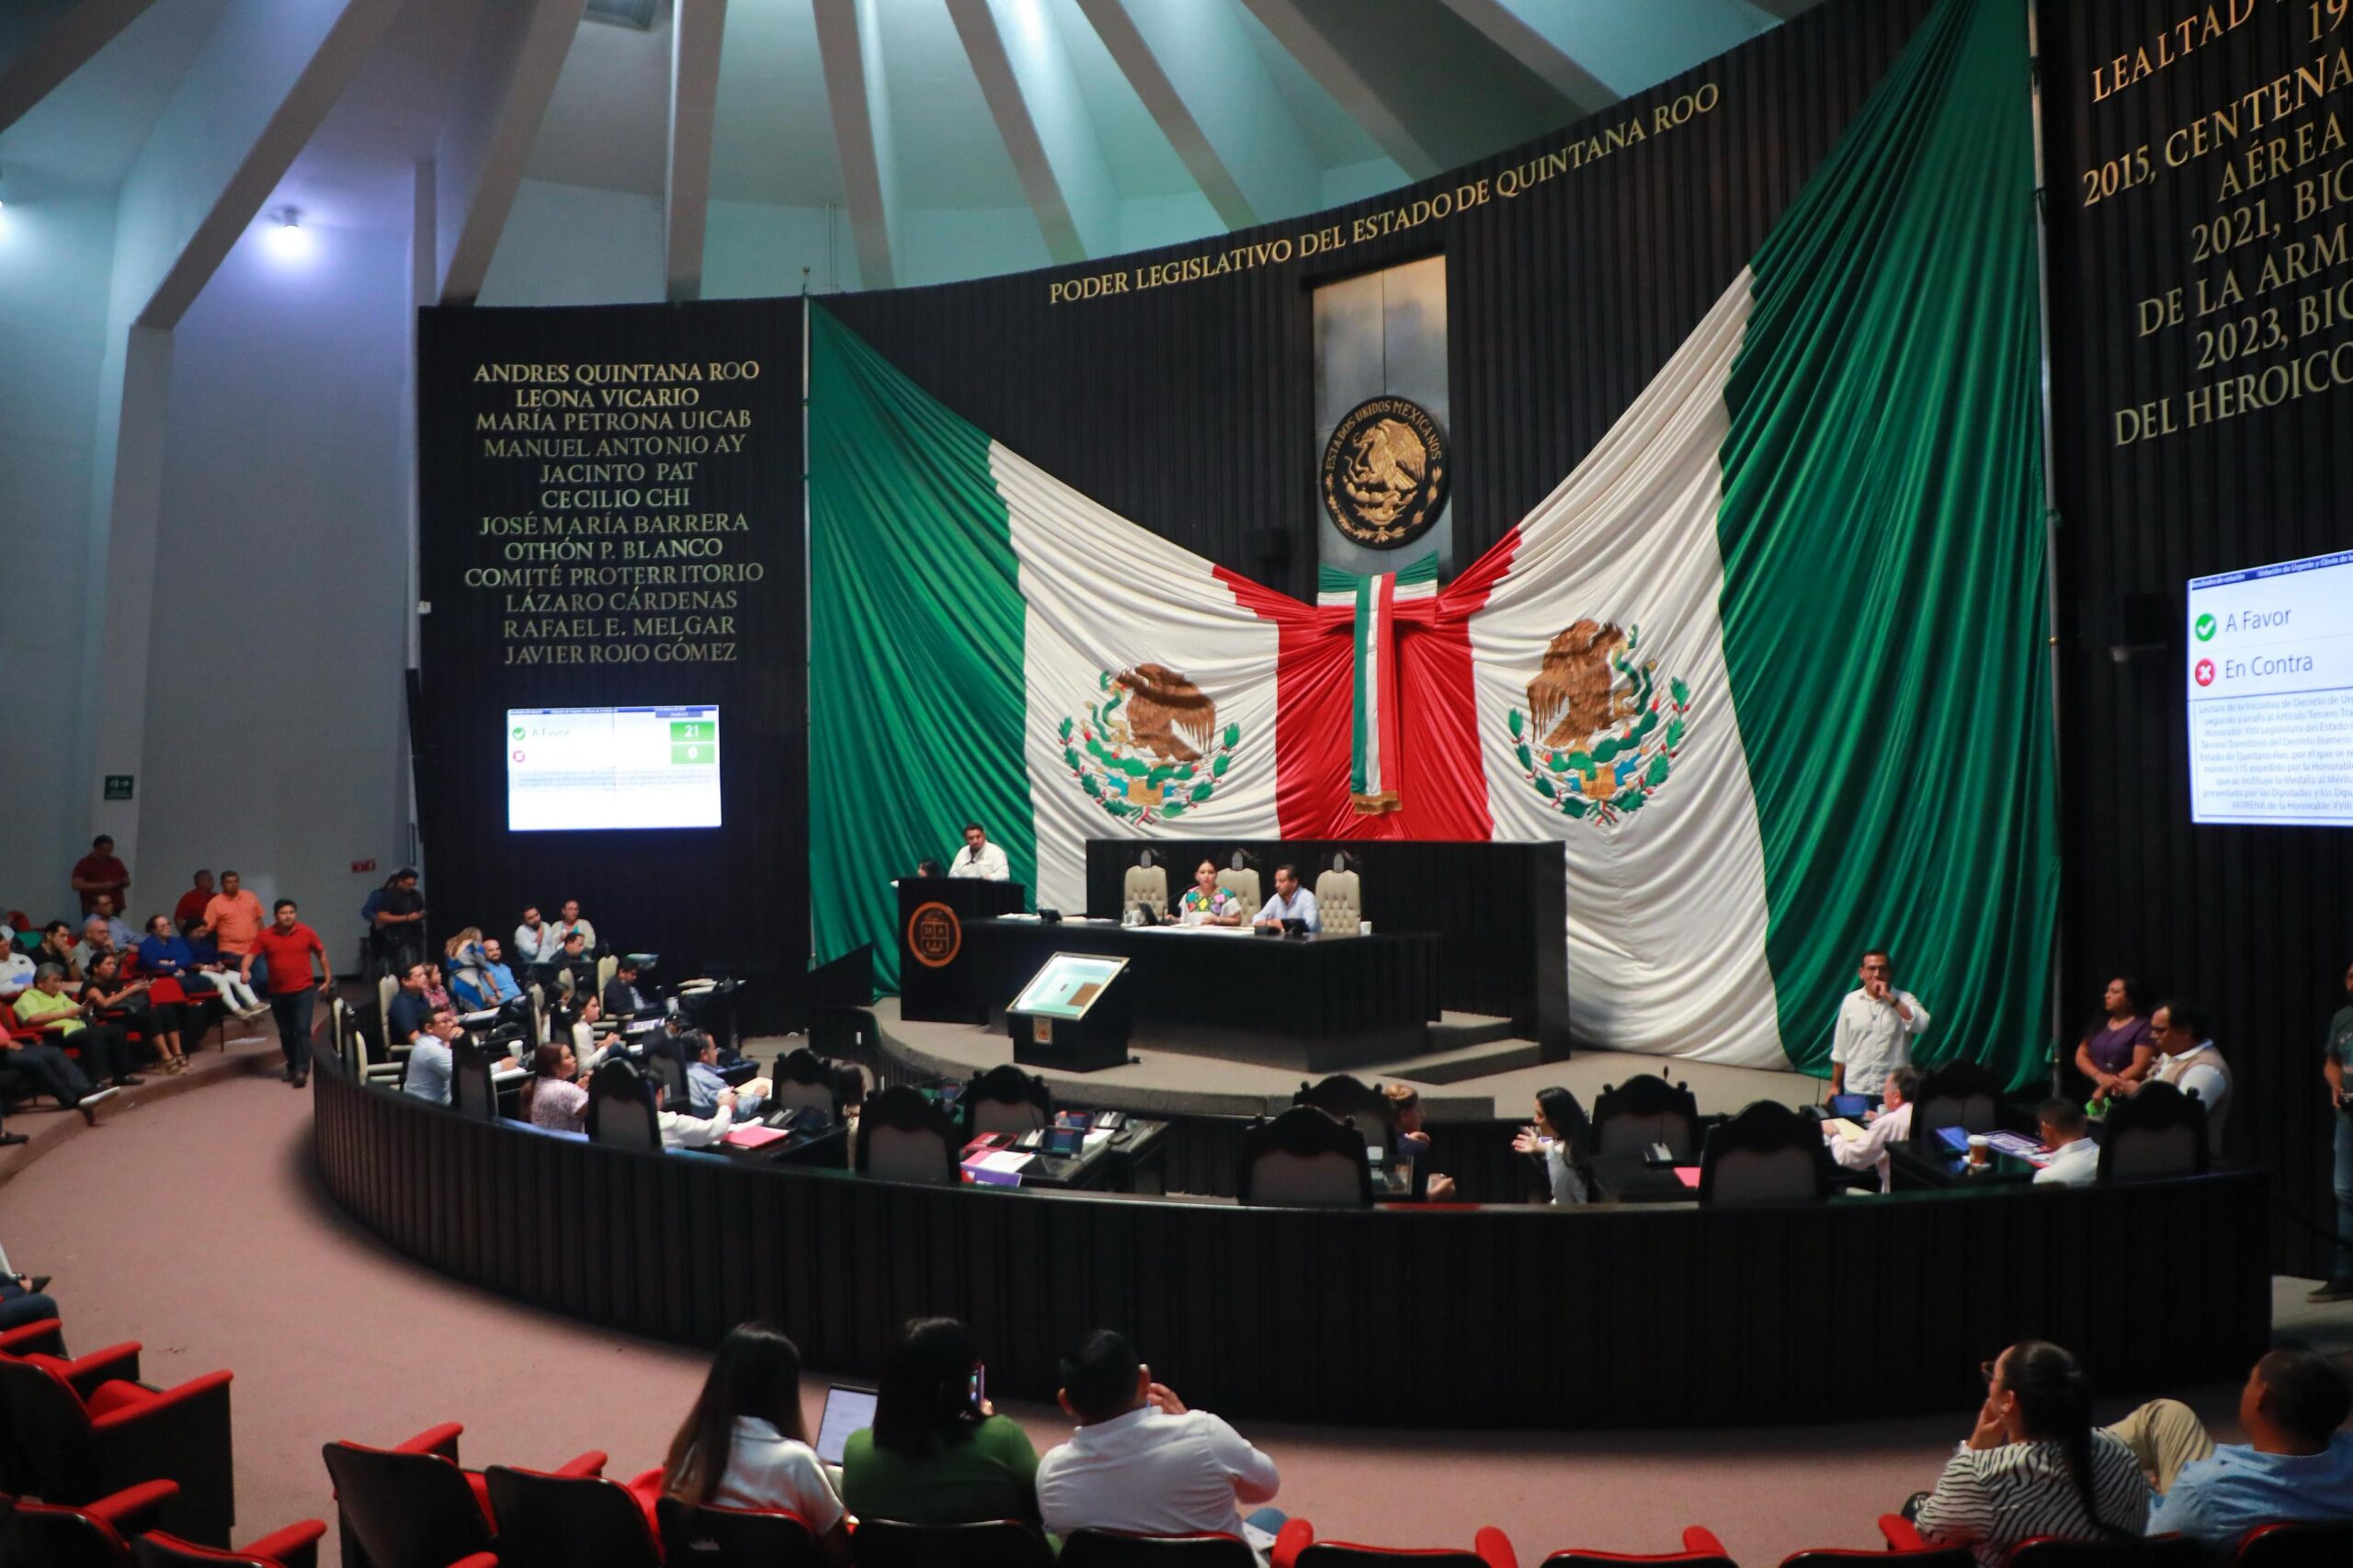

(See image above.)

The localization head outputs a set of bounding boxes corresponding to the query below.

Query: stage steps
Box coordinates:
[1388,1016,1540,1085]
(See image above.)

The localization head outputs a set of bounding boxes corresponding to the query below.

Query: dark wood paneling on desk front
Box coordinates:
[313,1059,2269,1428]
[1085,840,1567,1053]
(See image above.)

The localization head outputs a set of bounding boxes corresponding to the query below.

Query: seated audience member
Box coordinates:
[69,916,119,978]
[419,960,453,1014]
[660,1323,848,1563]
[688,1032,767,1121]
[140,913,265,1016]
[1382,1084,1456,1201]
[658,1077,737,1149]
[460,937,521,1008]
[400,1007,462,1105]
[1036,1329,1281,1542]
[200,871,267,976]
[2113,1348,2353,1552]
[2075,975,2154,1109]
[80,950,184,1074]
[386,962,435,1047]
[552,899,597,952]
[14,963,142,1088]
[1251,863,1320,934]
[2032,1099,2099,1187]
[553,929,591,984]
[0,1254,58,1332]
[244,898,331,1088]
[604,956,654,1019]
[173,869,215,934]
[72,834,130,915]
[1824,1064,1920,1193]
[3,970,117,1119]
[1172,860,1245,926]
[842,1317,1042,1528]
[1913,1340,2148,1567]
[1509,1086,1589,1204]
[31,922,81,984]
[513,905,557,967]
[520,1041,589,1133]
[1830,947,1930,1101]
[87,894,136,951]
[558,994,615,1073]
[2144,999,2232,1148]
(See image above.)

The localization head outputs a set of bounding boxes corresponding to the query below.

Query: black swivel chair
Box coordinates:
[1907,1062,2006,1144]
[1292,1075,1394,1152]
[1590,1074,1700,1158]
[855,1084,961,1185]
[448,1040,500,1122]
[1698,1101,1835,1206]
[961,1064,1053,1139]
[1236,1105,1373,1207]
[2097,1080,2210,1181]
[769,1046,858,1124]
[585,1059,662,1153]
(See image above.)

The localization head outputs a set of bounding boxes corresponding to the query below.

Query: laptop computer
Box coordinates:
[814,1384,878,1466]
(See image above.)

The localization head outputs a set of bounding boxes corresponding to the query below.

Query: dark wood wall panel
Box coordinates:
[2040,0,2353,1275]
[312,1061,2268,1428]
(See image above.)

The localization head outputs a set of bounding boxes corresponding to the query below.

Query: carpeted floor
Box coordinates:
[2,1073,2338,1564]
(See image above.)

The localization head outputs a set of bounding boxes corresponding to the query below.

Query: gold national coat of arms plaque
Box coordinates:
[1320,396,1449,550]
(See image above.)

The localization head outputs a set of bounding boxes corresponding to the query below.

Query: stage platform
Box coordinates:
[840,997,1820,1123]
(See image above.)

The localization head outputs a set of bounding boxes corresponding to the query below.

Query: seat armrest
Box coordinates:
[449,1555,500,1568]
[93,1369,233,1434]
[1272,1517,1314,1568]
[0,1317,67,1359]
[86,1477,183,1535]
[1680,1528,1727,1558]
[237,1517,329,1568]
[1475,1524,1519,1568]
[60,1339,145,1394]
[556,1449,608,1477]
[1879,1516,1927,1551]
[395,1421,465,1458]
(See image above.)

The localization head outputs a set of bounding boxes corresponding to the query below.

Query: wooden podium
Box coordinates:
[895,877,1026,1022]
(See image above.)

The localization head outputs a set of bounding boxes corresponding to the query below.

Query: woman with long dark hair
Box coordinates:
[661,1324,848,1561]
[2073,975,2154,1108]
[841,1317,1040,1528]
[1508,1086,1588,1204]
[1914,1341,2149,1565]
[519,1040,587,1132]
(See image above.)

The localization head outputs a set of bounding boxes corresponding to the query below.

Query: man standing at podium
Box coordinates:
[950,823,1009,881]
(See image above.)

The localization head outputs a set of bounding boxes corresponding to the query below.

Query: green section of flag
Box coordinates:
[807,306,1039,992]
[1716,0,2056,1086]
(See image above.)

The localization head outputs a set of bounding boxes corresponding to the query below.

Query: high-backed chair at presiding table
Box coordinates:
[961,1063,1053,1138]
[654,1494,825,1567]
[1698,1101,1835,1207]
[0,1341,235,1545]
[3,1481,325,1568]
[1312,863,1362,936]
[585,1060,662,1153]
[1237,1105,1374,1207]
[850,1517,1054,1568]
[855,1085,961,1186]
[1214,865,1261,917]
[1589,1075,1701,1159]
[1907,1062,2006,1143]
[1122,860,1169,921]
[2098,1080,2211,1182]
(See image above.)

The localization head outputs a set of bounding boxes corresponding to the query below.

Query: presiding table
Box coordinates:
[957,917,1441,1072]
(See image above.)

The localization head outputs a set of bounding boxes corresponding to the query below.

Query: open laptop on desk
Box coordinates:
[813,1383,877,1471]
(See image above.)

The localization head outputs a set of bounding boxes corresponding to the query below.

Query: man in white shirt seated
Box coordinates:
[1824,1064,1918,1192]
[2030,1098,2099,1187]
[513,906,556,966]
[2143,999,2232,1151]
[1251,864,1319,935]
[949,822,1010,881]
[657,1078,738,1149]
[1036,1329,1282,1547]
[1829,947,1930,1101]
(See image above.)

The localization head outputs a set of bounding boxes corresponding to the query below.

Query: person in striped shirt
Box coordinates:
[1913,1341,2150,1567]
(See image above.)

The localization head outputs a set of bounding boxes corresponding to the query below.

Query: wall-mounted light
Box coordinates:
[267,206,311,259]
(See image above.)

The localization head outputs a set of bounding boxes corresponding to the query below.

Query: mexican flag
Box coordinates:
[808,0,2054,1082]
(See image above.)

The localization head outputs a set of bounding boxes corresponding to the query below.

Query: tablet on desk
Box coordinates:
[814,1385,877,1466]
[1827,1094,1870,1119]
[1935,1125,1971,1153]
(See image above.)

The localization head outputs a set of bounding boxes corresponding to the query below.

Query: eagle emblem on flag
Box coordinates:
[1506,619,1688,824]
[1059,665,1239,825]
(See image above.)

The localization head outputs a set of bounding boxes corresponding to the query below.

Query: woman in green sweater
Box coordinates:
[841,1317,1042,1528]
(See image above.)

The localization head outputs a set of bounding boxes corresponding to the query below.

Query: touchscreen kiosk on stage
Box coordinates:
[1008,952,1133,1073]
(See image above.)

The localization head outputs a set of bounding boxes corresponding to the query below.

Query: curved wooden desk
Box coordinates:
[311,1057,2269,1428]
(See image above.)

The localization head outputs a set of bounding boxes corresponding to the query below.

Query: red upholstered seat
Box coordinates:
[1289,1521,1512,1568]
[0,1347,235,1545]
[1540,1527,1731,1568]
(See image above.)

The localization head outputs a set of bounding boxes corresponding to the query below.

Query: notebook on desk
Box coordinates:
[1824,1118,1869,1142]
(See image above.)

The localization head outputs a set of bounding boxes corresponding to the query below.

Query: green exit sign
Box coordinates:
[103,775,134,801]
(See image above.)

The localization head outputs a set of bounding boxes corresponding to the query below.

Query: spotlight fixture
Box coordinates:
[267,206,311,258]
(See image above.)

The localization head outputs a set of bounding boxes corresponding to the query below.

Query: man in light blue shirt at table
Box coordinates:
[1252,864,1320,935]
[2129,1347,2353,1555]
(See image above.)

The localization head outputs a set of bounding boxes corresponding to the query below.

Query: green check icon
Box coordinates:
[2193,614,2216,642]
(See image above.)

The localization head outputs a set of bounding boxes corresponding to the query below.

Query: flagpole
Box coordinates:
[2025,0,2067,1094]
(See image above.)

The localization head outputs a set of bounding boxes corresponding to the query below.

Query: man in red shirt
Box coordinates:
[173,870,215,933]
[242,898,332,1087]
[70,835,130,917]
